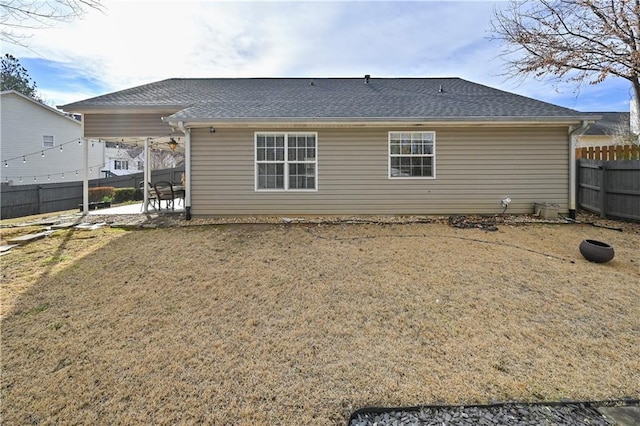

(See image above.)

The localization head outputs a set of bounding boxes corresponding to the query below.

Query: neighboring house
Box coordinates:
[1,90,104,185]
[60,77,598,218]
[103,142,181,177]
[103,142,144,177]
[576,112,632,147]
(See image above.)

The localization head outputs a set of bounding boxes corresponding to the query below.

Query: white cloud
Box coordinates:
[2,0,631,111]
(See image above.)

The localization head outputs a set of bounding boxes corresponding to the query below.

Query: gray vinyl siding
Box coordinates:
[83,113,174,138]
[190,126,569,216]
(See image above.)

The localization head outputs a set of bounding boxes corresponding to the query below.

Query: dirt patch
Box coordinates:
[1,218,639,425]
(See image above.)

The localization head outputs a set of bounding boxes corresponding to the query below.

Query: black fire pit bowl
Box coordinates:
[579,239,615,263]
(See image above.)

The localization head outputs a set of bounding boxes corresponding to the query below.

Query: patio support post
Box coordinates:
[177,121,192,220]
[82,137,89,214]
[143,137,150,213]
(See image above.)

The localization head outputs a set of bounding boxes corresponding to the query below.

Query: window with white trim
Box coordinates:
[43,135,54,148]
[389,131,435,178]
[114,160,129,170]
[255,132,317,191]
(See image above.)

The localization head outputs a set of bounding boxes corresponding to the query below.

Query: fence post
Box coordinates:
[37,185,43,214]
[599,163,607,218]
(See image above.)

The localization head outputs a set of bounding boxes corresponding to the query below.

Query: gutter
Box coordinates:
[569,120,593,219]
[163,116,599,129]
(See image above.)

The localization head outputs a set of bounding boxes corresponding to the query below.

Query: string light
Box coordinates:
[1,137,104,171]
[2,135,173,183]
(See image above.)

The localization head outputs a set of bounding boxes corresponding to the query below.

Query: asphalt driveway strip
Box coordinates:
[348,399,640,425]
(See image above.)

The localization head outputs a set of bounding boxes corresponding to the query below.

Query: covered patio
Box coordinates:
[75,125,192,219]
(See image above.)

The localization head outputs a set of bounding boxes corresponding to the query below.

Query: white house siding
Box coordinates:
[1,92,104,185]
[190,126,570,216]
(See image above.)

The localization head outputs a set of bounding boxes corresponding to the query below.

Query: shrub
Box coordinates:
[114,187,138,203]
[89,187,115,203]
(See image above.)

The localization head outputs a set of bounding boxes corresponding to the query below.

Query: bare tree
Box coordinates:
[1,0,104,46]
[490,0,640,128]
[149,149,184,171]
[609,113,638,145]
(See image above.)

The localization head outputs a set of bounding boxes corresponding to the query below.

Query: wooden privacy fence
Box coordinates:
[575,143,639,160]
[576,145,640,221]
[1,167,184,219]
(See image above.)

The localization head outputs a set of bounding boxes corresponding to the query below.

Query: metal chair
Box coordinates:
[154,181,176,211]
[140,181,159,211]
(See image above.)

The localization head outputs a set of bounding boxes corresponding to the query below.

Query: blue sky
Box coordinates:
[2,0,633,112]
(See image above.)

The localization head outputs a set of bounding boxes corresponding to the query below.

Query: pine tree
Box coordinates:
[1,54,40,101]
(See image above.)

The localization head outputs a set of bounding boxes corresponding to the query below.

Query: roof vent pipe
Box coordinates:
[364,74,370,84]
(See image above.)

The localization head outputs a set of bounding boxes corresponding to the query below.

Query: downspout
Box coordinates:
[569,120,591,220]
[177,121,192,220]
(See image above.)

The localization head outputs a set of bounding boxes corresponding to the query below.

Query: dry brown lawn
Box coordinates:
[1,216,639,425]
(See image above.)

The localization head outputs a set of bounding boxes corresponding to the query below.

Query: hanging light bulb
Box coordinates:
[41,151,45,158]
[61,172,65,179]
[4,160,8,167]
[19,177,22,182]
[75,170,78,176]
[60,145,63,152]
[91,141,95,147]
[78,139,82,145]
[33,176,37,182]
[47,175,50,181]
[22,156,26,163]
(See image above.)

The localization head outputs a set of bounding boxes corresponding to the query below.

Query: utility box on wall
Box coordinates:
[534,202,560,219]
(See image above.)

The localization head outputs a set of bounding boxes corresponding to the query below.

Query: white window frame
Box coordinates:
[254,132,318,192]
[388,131,436,179]
[43,135,54,148]
[114,160,129,170]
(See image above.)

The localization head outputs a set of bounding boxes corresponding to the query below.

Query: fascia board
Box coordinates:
[163,116,601,129]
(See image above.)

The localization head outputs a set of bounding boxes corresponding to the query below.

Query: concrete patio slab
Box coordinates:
[598,406,640,426]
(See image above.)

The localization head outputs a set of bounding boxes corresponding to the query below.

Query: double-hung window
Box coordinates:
[255,132,317,191]
[114,160,129,170]
[389,131,435,178]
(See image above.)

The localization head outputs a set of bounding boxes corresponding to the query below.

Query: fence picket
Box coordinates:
[576,143,640,160]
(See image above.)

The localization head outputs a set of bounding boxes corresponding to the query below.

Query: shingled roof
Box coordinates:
[61,77,594,122]
[582,112,630,135]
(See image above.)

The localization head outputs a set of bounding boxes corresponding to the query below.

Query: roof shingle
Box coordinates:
[61,77,591,121]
